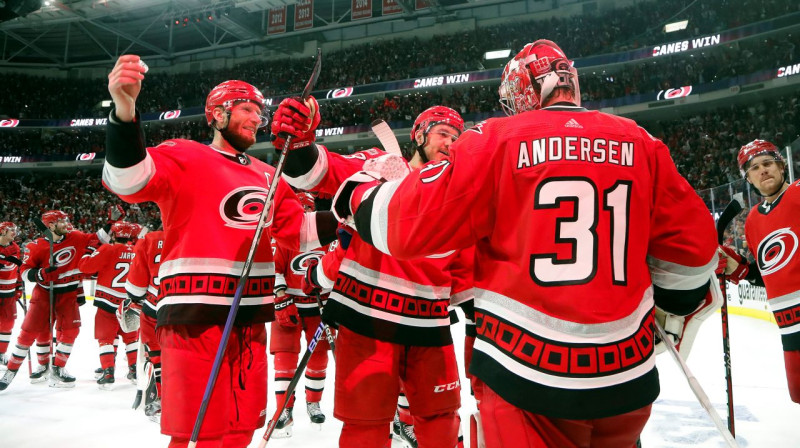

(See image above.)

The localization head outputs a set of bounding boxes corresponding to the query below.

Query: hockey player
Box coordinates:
[0,210,106,391]
[104,54,338,447]
[718,139,800,404]
[273,98,472,447]
[125,226,165,420]
[270,192,336,438]
[78,221,139,389]
[335,39,720,447]
[0,222,23,368]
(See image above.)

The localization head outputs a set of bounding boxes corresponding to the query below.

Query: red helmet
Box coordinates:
[296,192,315,211]
[0,222,17,236]
[737,139,783,177]
[204,80,269,128]
[111,222,138,240]
[41,210,69,227]
[410,106,464,144]
[499,39,580,115]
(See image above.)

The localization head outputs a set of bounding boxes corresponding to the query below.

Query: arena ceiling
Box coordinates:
[0,0,488,68]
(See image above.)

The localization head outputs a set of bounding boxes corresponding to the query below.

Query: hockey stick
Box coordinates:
[258,321,326,447]
[655,321,739,447]
[132,341,147,410]
[187,48,322,448]
[32,219,56,368]
[370,119,403,157]
[715,193,744,437]
[314,292,336,359]
[16,297,33,376]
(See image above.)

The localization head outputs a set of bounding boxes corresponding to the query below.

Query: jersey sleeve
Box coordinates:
[645,130,718,314]
[273,244,289,292]
[354,124,501,259]
[102,141,183,204]
[125,238,150,299]
[282,144,386,196]
[270,178,332,253]
[313,243,346,290]
[21,241,46,281]
[78,245,108,276]
[448,246,475,307]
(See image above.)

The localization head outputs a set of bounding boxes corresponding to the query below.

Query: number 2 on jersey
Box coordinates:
[530,178,631,286]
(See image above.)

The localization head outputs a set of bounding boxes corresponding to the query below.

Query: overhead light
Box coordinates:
[484,49,511,60]
[663,20,689,33]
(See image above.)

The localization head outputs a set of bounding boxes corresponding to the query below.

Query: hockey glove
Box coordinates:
[332,171,382,226]
[270,96,320,150]
[302,258,323,297]
[655,276,722,359]
[117,298,141,333]
[274,294,300,327]
[35,265,67,284]
[718,245,749,284]
[108,204,126,223]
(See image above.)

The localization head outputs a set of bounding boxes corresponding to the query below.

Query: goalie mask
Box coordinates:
[410,106,464,163]
[499,39,580,115]
[205,80,269,131]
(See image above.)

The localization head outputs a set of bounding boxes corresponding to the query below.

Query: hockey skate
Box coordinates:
[127,365,137,384]
[29,364,49,384]
[144,398,161,424]
[49,366,76,388]
[0,353,8,369]
[306,401,326,428]
[392,411,418,448]
[272,407,294,439]
[97,366,115,390]
[94,367,103,380]
[0,369,16,391]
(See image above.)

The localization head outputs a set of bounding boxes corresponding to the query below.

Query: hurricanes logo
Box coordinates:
[0,119,20,128]
[756,227,798,276]
[53,247,77,267]
[657,86,692,100]
[326,87,353,99]
[467,121,487,135]
[159,110,182,120]
[289,251,325,275]
[419,160,450,184]
[219,186,272,230]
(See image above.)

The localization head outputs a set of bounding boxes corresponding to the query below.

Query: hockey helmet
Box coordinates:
[41,210,69,227]
[204,80,269,129]
[499,40,580,115]
[112,222,138,240]
[0,222,17,236]
[410,106,464,145]
[737,139,784,177]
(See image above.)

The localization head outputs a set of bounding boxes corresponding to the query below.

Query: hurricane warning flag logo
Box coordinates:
[757,227,798,276]
[219,186,273,230]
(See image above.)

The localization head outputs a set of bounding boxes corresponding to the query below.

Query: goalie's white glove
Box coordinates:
[332,153,410,226]
[654,275,723,360]
[117,298,142,333]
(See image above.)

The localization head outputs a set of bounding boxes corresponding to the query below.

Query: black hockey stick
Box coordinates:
[16,297,33,376]
[32,219,56,368]
[258,321,327,447]
[187,48,322,448]
[716,193,744,437]
[314,292,336,359]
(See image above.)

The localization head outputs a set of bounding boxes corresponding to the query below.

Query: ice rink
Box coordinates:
[1,297,797,448]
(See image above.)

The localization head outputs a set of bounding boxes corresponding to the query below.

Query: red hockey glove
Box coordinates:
[274,294,300,327]
[108,204,125,224]
[718,245,749,284]
[270,96,320,150]
[36,265,68,283]
[302,258,323,297]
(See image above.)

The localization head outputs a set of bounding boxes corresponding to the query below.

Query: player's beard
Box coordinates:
[221,127,256,153]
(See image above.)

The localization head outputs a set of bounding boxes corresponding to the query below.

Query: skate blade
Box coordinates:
[30,376,48,384]
[147,413,161,424]
[98,383,115,391]
[49,381,76,388]
[310,422,324,431]
[271,426,293,439]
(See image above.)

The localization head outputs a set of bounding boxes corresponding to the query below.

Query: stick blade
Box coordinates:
[370,119,402,157]
[716,199,745,244]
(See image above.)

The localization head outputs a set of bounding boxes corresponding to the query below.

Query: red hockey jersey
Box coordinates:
[745,180,800,351]
[352,107,718,419]
[0,242,22,299]
[78,242,136,313]
[103,139,323,326]
[283,145,474,346]
[22,230,100,295]
[126,230,164,319]
[273,241,337,317]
